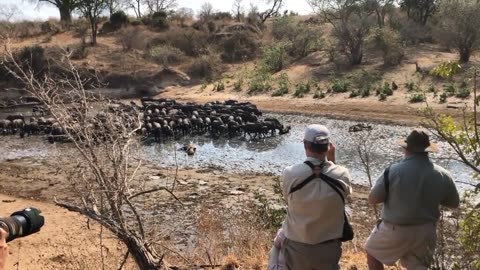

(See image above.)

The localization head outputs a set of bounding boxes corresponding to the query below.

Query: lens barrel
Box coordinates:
[0,207,44,242]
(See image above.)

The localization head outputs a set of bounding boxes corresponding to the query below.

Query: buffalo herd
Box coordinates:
[139,98,291,141]
[0,98,292,144]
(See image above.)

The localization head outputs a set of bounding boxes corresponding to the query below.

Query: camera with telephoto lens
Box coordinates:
[0,207,44,242]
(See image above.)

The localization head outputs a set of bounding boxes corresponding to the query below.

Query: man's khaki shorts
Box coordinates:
[365,221,437,270]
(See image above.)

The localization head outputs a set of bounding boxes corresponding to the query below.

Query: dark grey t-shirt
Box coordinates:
[371,155,460,225]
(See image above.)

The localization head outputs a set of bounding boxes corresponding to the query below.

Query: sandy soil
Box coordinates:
[159,83,469,126]
[0,193,136,270]
[0,156,383,269]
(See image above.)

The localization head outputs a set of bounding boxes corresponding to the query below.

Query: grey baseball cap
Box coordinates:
[304,124,330,144]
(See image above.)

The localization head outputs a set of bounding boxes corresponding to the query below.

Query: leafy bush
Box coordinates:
[294,81,311,98]
[213,80,225,91]
[260,43,288,73]
[16,45,45,74]
[313,90,326,99]
[221,31,259,62]
[409,92,426,103]
[329,78,349,93]
[272,73,290,96]
[428,85,436,93]
[405,81,418,92]
[110,11,129,29]
[151,11,170,30]
[429,61,462,79]
[444,84,457,97]
[370,28,405,66]
[233,78,243,91]
[272,17,323,59]
[439,92,448,103]
[149,45,185,66]
[248,73,272,95]
[456,87,471,99]
[379,92,387,101]
[188,55,221,80]
[348,69,381,95]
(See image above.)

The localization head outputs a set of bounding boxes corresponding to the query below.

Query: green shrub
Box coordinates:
[248,72,272,95]
[428,85,436,93]
[294,81,311,98]
[329,78,349,93]
[213,80,225,91]
[439,92,448,103]
[405,81,417,91]
[361,88,370,97]
[381,82,393,96]
[409,92,426,103]
[350,90,360,98]
[110,11,129,29]
[149,45,185,66]
[151,11,170,30]
[261,43,288,73]
[233,78,243,91]
[456,87,470,99]
[429,61,462,79]
[379,92,387,101]
[444,84,456,97]
[313,90,326,99]
[272,73,290,96]
[369,27,405,66]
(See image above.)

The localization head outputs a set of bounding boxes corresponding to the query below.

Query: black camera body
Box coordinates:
[0,207,44,242]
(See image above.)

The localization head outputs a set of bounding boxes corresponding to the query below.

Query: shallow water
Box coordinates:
[0,113,475,189]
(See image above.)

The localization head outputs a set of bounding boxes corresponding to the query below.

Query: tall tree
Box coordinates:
[199,2,213,21]
[145,0,177,14]
[106,0,125,15]
[127,0,143,18]
[31,0,82,23]
[77,0,108,45]
[400,0,438,25]
[260,0,285,24]
[232,0,244,22]
[436,0,480,62]
[308,0,375,65]
[366,0,395,28]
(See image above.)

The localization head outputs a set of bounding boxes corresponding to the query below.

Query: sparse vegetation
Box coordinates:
[313,90,326,99]
[213,80,226,91]
[260,43,288,73]
[149,45,185,66]
[221,31,259,62]
[329,77,349,93]
[188,55,221,80]
[409,92,426,103]
[272,73,290,97]
[429,61,462,79]
[117,27,146,51]
[370,27,404,66]
[233,78,244,92]
[248,70,272,95]
[294,81,311,98]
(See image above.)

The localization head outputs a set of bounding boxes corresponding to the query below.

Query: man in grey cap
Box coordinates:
[277,124,352,270]
[365,130,460,270]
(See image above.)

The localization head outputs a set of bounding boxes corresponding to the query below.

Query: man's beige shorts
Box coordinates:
[365,221,437,270]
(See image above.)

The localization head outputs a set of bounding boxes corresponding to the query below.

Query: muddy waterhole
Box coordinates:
[0,113,475,190]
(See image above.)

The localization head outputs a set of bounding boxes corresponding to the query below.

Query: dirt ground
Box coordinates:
[0,155,384,270]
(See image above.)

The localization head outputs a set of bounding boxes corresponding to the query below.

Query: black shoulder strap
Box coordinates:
[288,161,322,195]
[289,161,347,205]
[384,166,391,201]
[318,174,346,204]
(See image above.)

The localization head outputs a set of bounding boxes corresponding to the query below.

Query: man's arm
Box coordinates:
[369,171,387,205]
[441,172,460,208]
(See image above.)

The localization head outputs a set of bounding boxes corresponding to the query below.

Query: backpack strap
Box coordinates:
[384,166,391,201]
[289,161,324,195]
